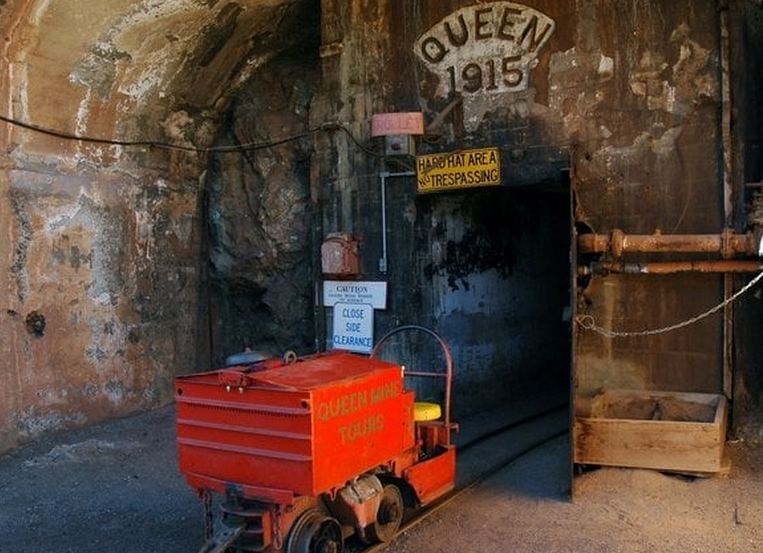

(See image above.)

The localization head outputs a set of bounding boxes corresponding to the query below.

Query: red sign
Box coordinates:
[371,112,424,137]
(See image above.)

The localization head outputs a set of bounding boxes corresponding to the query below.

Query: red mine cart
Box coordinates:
[176,327,457,553]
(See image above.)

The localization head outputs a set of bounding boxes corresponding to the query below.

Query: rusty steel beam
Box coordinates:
[718,0,734,401]
[578,229,759,258]
[579,260,763,276]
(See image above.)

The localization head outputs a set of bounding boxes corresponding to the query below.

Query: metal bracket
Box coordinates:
[197,523,245,553]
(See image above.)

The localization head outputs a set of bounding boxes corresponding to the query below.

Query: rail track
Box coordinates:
[205,403,568,553]
[358,404,569,553]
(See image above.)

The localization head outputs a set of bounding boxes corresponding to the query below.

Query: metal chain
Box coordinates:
[199,489,214,541]
[576,270,763,338]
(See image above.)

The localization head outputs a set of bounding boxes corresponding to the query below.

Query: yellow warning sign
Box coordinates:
[416,147,501,193]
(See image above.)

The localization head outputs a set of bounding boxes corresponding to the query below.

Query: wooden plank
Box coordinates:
[600,389,720,406]
[574,390,727,474]
[574,418,723,473]
[714,396,728,425]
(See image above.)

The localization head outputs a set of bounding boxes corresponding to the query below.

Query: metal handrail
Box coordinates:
[371,325,455,446]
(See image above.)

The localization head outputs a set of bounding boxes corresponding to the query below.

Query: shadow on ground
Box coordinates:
[0,407,201,553]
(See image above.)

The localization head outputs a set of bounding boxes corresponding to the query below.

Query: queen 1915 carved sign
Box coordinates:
[414,2,555,98]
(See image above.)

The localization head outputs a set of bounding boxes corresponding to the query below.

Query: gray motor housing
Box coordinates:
[224,350,271,367]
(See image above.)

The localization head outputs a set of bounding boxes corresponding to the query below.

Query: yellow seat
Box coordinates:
[414,402,442,422]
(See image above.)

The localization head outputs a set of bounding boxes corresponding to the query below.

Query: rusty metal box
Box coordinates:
[176,352,415,498]
[321,233,360,276]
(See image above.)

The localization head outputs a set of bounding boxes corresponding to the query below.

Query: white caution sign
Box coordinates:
[332,302,375,354]
[323,281,387,309]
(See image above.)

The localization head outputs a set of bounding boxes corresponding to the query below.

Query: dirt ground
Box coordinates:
[0,406,760,553]
[390,437,762,553]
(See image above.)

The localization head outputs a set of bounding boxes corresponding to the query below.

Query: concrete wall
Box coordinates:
[309,0,758,416]
[311,0,579,415]
[570,1,726,398]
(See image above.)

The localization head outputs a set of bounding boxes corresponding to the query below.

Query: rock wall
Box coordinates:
[1,0,761,453]
[203,46,320,364]
[0,0,312,453]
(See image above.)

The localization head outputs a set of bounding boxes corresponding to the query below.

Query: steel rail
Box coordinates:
[197,405,568,553]
[359,406,569,553]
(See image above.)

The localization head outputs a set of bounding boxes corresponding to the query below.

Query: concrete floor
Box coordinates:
[0,406,760,552]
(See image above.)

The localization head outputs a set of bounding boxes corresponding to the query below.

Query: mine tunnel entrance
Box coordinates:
[375,172,573,488]
[425,181,572,420]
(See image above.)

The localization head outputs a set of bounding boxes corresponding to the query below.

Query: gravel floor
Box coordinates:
[0,407,200,553]
[388,438,763,553]
[0,405,759,553]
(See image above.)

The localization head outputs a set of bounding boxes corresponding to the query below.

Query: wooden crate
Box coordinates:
[574,389,727,474]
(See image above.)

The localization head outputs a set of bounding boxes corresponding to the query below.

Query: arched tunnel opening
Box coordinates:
[1,1,763,552]
[368,180,572,424]
[195,0,573,432]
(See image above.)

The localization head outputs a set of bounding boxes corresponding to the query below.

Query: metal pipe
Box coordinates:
[579,260,763,276]
[311,160,327,352]
[380,173,387,273]
[405,371,449,379]
[378,171,415,274]
[578,229,758,258]
[719,0,735,401]
[426,95,463,134]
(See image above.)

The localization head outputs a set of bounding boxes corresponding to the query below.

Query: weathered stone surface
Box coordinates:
[0,0,761,453]
[0,0,314,453]
[309,0,760,421]
[204,48,319,363]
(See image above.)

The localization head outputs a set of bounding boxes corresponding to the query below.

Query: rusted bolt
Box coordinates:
[721,228,733,259]
[610,229,625,259]
[379,501,401,524]
[25,311,46,337]
[509,148,526,162]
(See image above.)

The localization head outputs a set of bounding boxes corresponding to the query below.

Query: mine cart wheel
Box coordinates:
[285,509,343,553]
[366,485,404,543]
